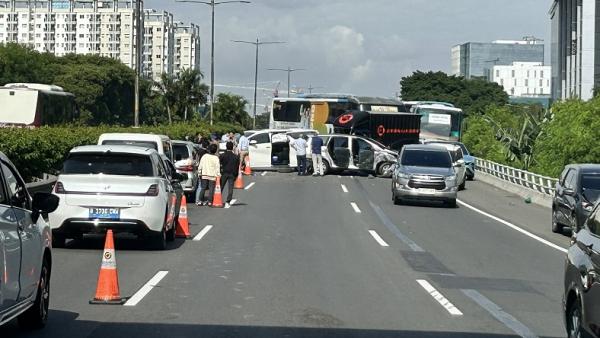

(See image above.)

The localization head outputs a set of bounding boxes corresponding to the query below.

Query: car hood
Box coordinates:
[401,166,454,177]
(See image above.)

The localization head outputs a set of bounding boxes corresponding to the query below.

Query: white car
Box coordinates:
[0,152,59,328]
[248,129,318,170]
[97,133,174,162]
[49,145,182,250]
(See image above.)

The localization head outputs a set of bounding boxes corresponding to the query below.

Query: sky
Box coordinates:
[145,0,551,113]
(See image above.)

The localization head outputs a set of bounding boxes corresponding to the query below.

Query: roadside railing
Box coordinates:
[475,158,558,196]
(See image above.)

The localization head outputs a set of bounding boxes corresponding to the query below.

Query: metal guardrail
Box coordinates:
[475,158,558,196]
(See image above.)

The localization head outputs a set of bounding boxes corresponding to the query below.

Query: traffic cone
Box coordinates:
[243,155,252,176]
[212,179,224,208]
[176,195,191,239]
[234,169,245,189]
[90,230,126,304]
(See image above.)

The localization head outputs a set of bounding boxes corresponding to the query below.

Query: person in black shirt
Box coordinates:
[219,141,241,208]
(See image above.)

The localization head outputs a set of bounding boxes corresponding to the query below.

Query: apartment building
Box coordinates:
[174,22,200,76]
[143,9,174,82]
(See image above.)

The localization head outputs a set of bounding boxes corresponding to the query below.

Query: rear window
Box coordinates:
[401,150,451,168]
[101,140,158,150]
[173,144,190,161]
[62,153,155,177]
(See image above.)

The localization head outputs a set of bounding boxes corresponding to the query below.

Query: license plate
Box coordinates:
[89,208,120,220]
[419,188,437,194]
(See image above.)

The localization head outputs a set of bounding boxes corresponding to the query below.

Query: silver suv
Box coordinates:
[0,152,59,328]
[392,144,459,207]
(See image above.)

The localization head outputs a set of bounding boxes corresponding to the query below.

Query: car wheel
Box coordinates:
[166,218,176,242]
[377,162,394,178]
[321,160,330,175]
[551,208,563,233]
[393,194,402,206]
[18,256,50,329]
[446,199,457,208]
[566,299,583,338]
[151,227,167,250]
[459,180,466,191]
[52,233,66,248]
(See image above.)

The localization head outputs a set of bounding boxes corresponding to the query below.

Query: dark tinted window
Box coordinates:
[401,150,451,168]
[272,101,310,122]
[101,140,158,150]
[332,137,349,148]
[1,163,29,209]
[251,133,270,144]
[0,167,6,205]
[587,207,600,236]
[63,153,155,177]
[565,169,577,189]
[173,144,191,161]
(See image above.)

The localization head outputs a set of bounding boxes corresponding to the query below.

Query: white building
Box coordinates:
[174,22,200,76]
[143,9,174,82]
[490,62,551,98]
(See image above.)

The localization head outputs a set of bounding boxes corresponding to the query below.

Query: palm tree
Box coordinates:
[213,93,251,127]
[155,73,178,124]
[176,68,209,121]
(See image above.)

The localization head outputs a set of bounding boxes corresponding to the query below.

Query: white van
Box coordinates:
[247,129,317,170]
[97,133,174,162]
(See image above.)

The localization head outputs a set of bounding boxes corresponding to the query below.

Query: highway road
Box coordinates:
[1,172,568,338]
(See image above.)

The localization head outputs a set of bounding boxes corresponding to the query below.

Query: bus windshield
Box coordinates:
[416,108,462,141]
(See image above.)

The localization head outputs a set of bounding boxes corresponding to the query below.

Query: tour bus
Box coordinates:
[269,94,406,134]
[0,83,78,127]
[411,103,464,142]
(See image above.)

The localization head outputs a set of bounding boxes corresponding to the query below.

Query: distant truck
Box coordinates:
[332,110,421,150]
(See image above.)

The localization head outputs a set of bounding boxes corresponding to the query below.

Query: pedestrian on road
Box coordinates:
[196,143,221,206]
[311,135,324,176]
[293,134,308,176]
[219,141,241,208]
[238,132,250,170]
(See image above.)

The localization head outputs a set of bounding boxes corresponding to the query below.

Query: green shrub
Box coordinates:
[0,122,242,180]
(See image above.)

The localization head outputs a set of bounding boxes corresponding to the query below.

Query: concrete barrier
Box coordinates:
[474,171,552,209]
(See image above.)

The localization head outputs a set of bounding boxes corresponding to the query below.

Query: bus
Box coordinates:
[0,83,78,127]
[411,103,463,142]
[269,94,406,133]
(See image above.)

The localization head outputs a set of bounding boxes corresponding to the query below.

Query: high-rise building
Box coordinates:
[490,62,551,98]
[550,0,600,101]
[451,39,545,79]
[174,22,200,76]
[143,9,174,82]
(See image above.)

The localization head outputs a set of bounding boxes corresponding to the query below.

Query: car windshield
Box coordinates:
[401,150,451,168]
[62,153,154,176]
[173,144,190,161]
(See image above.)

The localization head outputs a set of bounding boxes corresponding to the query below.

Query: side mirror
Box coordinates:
[32,193,59,222]
[456,159,465,165]
[564,188,576,196]
[249,140,258,145]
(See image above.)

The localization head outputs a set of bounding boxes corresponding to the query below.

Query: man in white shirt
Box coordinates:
[292,134,308,176]
[238,134,250,168]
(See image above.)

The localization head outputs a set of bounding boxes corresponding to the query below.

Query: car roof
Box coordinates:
[403,144,449,152]
[70,145,158,155]
[172,140,194,146]
[423,141,461,151]
[566,164,600,172]
[98,133,170,142]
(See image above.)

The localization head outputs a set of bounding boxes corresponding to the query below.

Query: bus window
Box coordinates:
[272,101,309,122]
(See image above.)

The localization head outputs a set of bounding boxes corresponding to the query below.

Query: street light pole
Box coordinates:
[134,0,141,127]
[232,38,285,129]
[267,67,305,98]
[175,0,251,125]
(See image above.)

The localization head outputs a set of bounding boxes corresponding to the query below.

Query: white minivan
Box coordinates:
[247,129,317,170]
[97,133,174,162]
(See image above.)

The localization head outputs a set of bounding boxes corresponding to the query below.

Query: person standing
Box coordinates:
[238,132,250,169]
[293,134,308,176]
[196,143,221,206]
[219,141,240,208]
[311,135,324,176]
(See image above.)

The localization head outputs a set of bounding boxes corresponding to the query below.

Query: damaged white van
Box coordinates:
[247,129,317,170]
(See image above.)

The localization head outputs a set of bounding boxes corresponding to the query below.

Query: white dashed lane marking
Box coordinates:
[124,271,169,307]
[368,230,389,247]
[245,182,256,190]
[350,202,362,213]
[193,225,213,241]
[341,184,348,193]
[416,279,463,316]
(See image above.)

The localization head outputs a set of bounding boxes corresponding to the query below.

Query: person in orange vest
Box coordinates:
[219,141,240,208]
[196,143,221,206]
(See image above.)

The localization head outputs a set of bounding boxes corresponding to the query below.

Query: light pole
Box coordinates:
[267,67,306,98]
[232,38,285,129]
[175,0,251,125]
[134,0,142,127]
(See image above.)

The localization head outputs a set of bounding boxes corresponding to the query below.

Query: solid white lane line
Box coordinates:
[245,182,255,190]
[193,225,213,241]
[341,184,349,193]
[368,230,389,247]
[261,171,267,176]
[457,199,568,253]
[417,279,463,316]
[124,271,169,307]
[350,202,362,213]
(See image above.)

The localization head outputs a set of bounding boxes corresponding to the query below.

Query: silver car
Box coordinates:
[0,152,59,328]
[392,144,459,207]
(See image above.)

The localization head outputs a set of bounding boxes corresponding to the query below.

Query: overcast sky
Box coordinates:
[145,0,550,112]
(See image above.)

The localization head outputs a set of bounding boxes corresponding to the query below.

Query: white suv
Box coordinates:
[49,145,182,250]
[0,152,59,328]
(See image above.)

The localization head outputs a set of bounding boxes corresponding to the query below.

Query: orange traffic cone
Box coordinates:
[176,195,191,239]
[212,179,224,208]
[243,155,252,176]
[234,169,244,189]
[90,230,126,304]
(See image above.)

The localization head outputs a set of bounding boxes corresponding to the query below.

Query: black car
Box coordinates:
[563,203,600,338]
[553,164,600,234]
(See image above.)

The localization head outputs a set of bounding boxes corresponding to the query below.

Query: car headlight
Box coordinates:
[396,172,409,179]
[445,175,457,181]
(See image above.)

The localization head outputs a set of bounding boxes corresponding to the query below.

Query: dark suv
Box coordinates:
[563,203,600,338]
[553,165,600,234]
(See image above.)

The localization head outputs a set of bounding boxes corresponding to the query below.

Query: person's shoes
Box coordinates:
[196,202,202,206]
[225,202,231,209]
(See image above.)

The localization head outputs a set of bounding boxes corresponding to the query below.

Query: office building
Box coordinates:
[451,39,545,79]
[174,22,200,76]
[550,0,600,101]
[490,62,551,98]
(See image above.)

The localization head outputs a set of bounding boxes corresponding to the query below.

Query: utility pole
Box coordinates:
[267,67,305,98]
[175,0,251,125]
[232,38,285,129]
[134,0,142,127]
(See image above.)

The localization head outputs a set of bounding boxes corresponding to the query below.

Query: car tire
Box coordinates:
[166,218,176,242]
[321,160,330,176]
[566,298,583,338]
[446,199,457,208]
[377,162,393,178]
[18,256,50,329]
[459,181,466,191]
[551,208,563,234]
[151,228,167,250]
[393,196,403,206]
[52,233,66,248]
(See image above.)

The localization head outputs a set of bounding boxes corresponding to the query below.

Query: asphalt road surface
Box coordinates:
[1,172,567,338]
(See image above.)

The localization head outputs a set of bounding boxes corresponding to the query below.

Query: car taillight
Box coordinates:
[177,165,194,172]
[54,181,65,194]
[146,184,159,196]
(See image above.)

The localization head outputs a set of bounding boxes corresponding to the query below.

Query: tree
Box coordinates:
[213,93,251,128]
[155,73,178,124]
[175,68,209,121]
[400,71,509,115]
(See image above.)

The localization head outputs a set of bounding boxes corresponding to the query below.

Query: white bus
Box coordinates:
[0,83,78,127]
